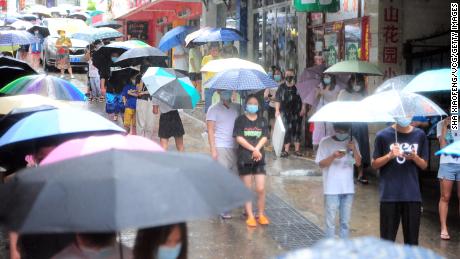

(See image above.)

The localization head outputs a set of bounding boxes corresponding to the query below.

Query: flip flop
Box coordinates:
[440,233,451,240]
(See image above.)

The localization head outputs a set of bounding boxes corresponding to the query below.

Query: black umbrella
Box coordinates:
[113,47,167,67]
[0,56,36,73]
[0,66,38,89]
[108,67,139,93]
[1,150,252,233]
[17,14,39,22]
[92,21,122,29]
[27,25,50,38]
[0,105,56,136]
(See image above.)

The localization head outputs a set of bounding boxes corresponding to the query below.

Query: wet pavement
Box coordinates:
[1,71,459,258]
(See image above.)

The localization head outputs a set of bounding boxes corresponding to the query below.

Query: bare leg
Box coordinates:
[439,179,453,236]
[174,136,184,152]
[294,142,301,152]
[284,143,291,153]
[241,175,255,219]
[254,174,266,217]
[60,68,65,77]
[68,66,73,78]
[160,138,169,150]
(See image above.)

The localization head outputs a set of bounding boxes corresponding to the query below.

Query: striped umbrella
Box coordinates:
[0,30,38,46]
[0,75,86,101]
[72,27,123,42]
[205,68,277,90]
[142,67,200,109]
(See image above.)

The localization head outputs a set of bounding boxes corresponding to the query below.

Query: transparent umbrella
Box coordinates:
[374,75,415,93]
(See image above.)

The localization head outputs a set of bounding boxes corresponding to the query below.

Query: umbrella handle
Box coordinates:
[118,232,124,259]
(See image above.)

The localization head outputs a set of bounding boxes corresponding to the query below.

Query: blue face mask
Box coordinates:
[323,78,331,85]
[246,104,259,114]
[111,57,118,63]
[220,91,232,101]
[274,75,281,82]
[396,117,411,127]
[335,133,349,141]
[157,244,182,259]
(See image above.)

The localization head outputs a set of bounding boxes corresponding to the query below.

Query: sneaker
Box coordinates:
[220,212,232,219]
[258,215,270,225]
[70,75,75,79]
[98,97,104,103]
[246,217,257,227]
[60,75,65,78]
[357,176,369,185]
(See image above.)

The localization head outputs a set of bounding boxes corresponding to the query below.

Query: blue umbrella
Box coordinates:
[158,26,194,52]
[72,27,123,42]
[404,68,451,93]
[205,68,277,90]
[1,17,19,25]
[0,30,38,46]
[435,141,460,157]
[185,27,246,47]
[0,108,125,149]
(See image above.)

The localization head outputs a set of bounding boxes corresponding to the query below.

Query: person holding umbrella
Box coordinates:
[188,45,202,96]
[201,43,220,113]
[153,99,185,152]
[29,29,43,70]
[55,30,74,79]
[134,223,187,259]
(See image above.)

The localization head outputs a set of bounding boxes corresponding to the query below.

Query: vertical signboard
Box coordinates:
[379,0,403,79]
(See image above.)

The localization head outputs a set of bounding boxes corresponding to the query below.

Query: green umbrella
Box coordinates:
[88,10,104,17]
[324,60,383,76]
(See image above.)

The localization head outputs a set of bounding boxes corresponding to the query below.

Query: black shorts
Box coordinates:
[189,72,202,81]
[268,106,275,120]
[238,163,266,175]
[158,110,185,139]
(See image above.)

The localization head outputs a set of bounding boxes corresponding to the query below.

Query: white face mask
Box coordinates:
[352,84,362,92]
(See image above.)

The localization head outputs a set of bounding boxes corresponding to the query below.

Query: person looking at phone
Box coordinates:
[315,123,361,238]
[372,116,428,245]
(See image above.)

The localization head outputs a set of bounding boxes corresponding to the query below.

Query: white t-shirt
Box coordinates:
[173,45,188,71]
[206,102,241,148]
[315,136,361,195]
[152,97,174,114]
[437,121,460,164]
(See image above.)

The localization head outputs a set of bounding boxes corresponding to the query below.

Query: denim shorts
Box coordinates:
[438,163,460,181]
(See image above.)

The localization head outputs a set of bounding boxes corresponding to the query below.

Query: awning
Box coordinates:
[115,0,202,22]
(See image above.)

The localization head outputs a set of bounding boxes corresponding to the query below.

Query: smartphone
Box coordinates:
[403,151,413,156]
[338,149,347,154]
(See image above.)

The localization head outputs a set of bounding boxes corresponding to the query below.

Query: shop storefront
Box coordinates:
[252,0,299,73]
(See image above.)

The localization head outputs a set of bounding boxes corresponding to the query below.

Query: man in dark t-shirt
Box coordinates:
[372,117,429,245]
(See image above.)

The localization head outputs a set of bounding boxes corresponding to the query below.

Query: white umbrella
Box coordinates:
[309,101,395,123]
[200,58,266,74]
[10,20,33,30]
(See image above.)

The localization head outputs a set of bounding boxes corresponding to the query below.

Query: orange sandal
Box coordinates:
[258,215,270,225]
[246,217,257,227]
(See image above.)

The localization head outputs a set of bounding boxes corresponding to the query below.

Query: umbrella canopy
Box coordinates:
[114,47,167,67]
[0,56,36,72]
[279,236,443,259]
[296,65,326,105]
[0,30,39,46]
[0,94,69,115]
[41,134,163,165]
[1,16,19,25]
[71,27,123,42]
[0,25,16,30]
[92,20,121,29]
[27,25,50,38]
[2,150,252,233]
[185,27,246,47]
[374,75,415,93]
[159,25,194,52]
[200,58,266,74]
[17,14,38,22]
[435,141,460,157]
[0,108,125,150]
[205,68,277,90]
[142,67,200,109]
[324,60,383,76]
[0,105,56,136]
[309,101,395,123]
[10,20,33,30]
[361,90,446,119]
[0,75,86,101]
[0,66,37,90]
[24,4,51,18]
[93,40,151,63]
[68,12,90,21]
[404,68,451,93]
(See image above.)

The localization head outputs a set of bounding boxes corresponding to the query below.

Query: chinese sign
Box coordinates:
[127,21,148,41]
[379,0,403,79]
[360,16,370,61]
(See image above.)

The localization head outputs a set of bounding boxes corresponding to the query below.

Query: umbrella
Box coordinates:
[0,94,69,115]
[374,75,415,93]
[1,17,19,25]
[278,236,443,259]
[205,68,277,90]
[0,75,86,101]
[92,20,121,29]
[324,60,383,76]
[185,27,246,47]
[11,20,33,30]
[0,30,39,45]
[0,66,38,90]
[68,12,90,21]
[41,134,163,165]
[0,25,15,30]
[27,25,50,38]
[296,65,326,105]
[435,141,460,157]
[158,25,194,52]
[114,47,167,67]
[72,27,123,42]
[404,68,451,93]
[309,101,395,123]
[25,4,51,18]
[1,150,252,233]
[200,58,266,74]
[0,56,36,72]
[93,40,151,62]
[17,14,38,22]
[142,67,200,109]
[0,105,56,136]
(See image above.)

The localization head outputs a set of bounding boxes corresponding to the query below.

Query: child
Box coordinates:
[315,123,361,238]
[86,44,103,102]
[122,75,138,134]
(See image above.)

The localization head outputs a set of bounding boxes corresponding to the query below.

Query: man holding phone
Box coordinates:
[372,116,428,245]
[316,123,361,238]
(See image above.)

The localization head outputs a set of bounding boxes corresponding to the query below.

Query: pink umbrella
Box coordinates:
[41,134,163,165]
[296,65,325,105]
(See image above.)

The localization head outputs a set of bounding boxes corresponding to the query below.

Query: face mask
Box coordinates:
[34,31,39,35]
[268,71,273,78]
[396,117,411,127]
[220,91,232,101]
[335,133,349,141]
[286,76,295,83]
[353,84,362,92]
[157,244,182,259]
[274,75,281,82]
[323,78,331,85]
[111,57,118,63]
[246,104,259,114]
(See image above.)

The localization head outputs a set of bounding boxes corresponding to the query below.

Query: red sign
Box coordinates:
[360,16,370,61]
